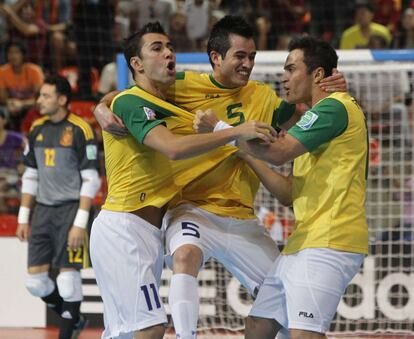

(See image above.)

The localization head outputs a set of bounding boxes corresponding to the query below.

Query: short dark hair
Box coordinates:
[44,75,72,105]
[288,37,338,77]
[124,22,167,79]
[5,41,26,59]
[207,16,254,68]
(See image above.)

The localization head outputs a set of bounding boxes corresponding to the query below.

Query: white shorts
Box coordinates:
[249,248,364,334]
[164,204,280,296]
[90,210,167,339]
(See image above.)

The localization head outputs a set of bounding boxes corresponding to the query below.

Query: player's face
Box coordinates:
[134,33,176,86]
[215,34,256,88]
[37,84,61,116]
[282,49,313,104]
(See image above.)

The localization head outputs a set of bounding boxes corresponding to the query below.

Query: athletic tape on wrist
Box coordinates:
[73,209,89,229]
[213,120,232,132]
[213,121,236,146]
[18,206,30,224]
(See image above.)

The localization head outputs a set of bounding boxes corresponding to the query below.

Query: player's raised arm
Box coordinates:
[143,114,276,160]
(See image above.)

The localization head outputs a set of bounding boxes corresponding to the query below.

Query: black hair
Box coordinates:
[207,16,254,68]
[43,75,72,105]
[288,36,338,77]
[5,41,27,60]
[124,22,167,79]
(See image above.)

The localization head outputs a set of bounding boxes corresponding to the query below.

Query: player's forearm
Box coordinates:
[78,196,93,212]
[239,133,306,166]
[20,193,35,208]
[167,128,239,160]
[238,139,287,166]
[243,155,292,206]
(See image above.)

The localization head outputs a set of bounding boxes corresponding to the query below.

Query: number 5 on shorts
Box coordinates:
[181,222,200,238]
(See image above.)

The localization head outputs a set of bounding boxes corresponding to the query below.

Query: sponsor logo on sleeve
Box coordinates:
[143,107,156,120]
[296,110,318,130]
[86,145,98,160]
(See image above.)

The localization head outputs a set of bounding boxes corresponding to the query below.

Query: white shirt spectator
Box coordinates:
[185,0,210,41]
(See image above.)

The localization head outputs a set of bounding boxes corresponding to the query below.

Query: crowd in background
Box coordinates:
[0,0,414,216]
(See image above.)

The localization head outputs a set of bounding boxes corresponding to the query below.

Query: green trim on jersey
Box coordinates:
[176,72,185,80]
[209,74,232,89]
[272,100,296,129]
[112,94,166,143]
[288,98,348,151]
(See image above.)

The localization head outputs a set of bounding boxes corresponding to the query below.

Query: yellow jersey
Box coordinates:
[284,92,369,254]
[102,86,232,211]
[168,71,295,219]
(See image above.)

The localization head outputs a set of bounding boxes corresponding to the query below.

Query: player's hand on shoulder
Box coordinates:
[16,223,30,241]
[319,68,347,93]
[94,102,128,137]
[193,109,219,133]
[235,121,277,144]
[68,226,86,250]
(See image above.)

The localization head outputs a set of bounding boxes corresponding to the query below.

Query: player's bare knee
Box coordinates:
[173,245,203,272]
[56,270,83,302]
[25,272,55,297]
[134,323,165,339]
[290,329,326,339]
[245,316,280,339]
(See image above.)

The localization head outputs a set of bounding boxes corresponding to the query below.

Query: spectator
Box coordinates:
[73,0,115,99]
[340,2,392,49]
[393,7,414,48]
[169,11,195,52]
[368,33,389,48]
[0,41,44,131]
[308,0,355,47]
[34,0,72,73]
[0,107,25,213]
[373,0,401,34]
[1,0,47,65]
[130,0,175,33]
[258,0,307,50]
[185,0,210,50]
[0,0,16,64]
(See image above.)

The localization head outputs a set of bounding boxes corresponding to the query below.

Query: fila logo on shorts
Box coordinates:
[298,311,314,318]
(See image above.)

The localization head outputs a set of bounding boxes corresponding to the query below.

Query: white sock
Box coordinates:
[169,273,198,339]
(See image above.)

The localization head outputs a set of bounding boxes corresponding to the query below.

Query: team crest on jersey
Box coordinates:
[36,133,43,142]
[60,126,73,146]
[296,110,318,130]
[143,107,156,120]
